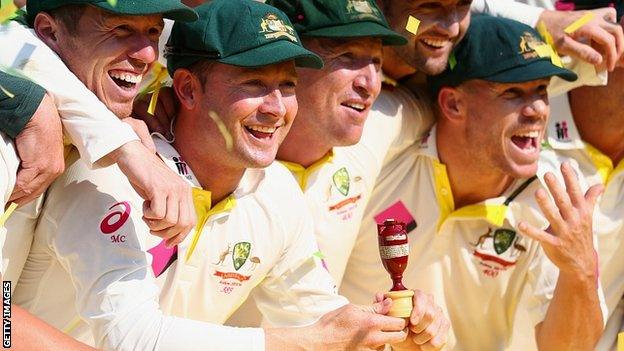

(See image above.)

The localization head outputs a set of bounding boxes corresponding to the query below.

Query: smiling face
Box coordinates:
[294,37,383,147]
[50,6,164,117]
[456,78,550,178]
[382,0,471,75]
[187,61,298,169]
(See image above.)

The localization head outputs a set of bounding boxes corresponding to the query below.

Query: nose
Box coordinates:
[258,89,287,119]
[522,96,549,120]
[127,34,158,66]
[434,9,461,38]
[353,60,380,99]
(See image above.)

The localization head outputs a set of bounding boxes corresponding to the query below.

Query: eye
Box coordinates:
[501,88,523,99]
[114,25,133,36]
[338,52,356,63]
[417,2,443,10]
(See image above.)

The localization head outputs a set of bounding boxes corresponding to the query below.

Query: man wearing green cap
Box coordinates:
[0,0,200,287]
[14,1,411,350]
[341,15,606,349]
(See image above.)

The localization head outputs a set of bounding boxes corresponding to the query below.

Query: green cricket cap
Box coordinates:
[428,15,577,94]
[165,0,324,74]
[268,0,406,46]
[26,0,198,24]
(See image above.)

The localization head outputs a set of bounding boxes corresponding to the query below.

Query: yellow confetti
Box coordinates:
[449,53,457,70]
[106,0,117,6]
[406,15,420,35]
[208,111,233,151]
[140,62,169,96]
[534,44,553,58]
[564,12,595,34]
[0,202,18,227]
[619,332,624,351]
[550,50,564,68]
[0,84,14,98]
[147,81,162,116]
[536,21,555,47]
[0,0,18,24]
[312,251,326,259]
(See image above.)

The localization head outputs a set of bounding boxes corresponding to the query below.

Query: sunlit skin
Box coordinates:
[570,67,624,165]
[278,37,383,166]
[378,0,471,79]
[437,78,550,208]
[35,6,164,118]
[173,61,298,202]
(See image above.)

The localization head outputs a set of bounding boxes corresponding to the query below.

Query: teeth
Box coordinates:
[422,38,447,48]
[109,71,142,84]
[247,125,277,133]
[515,131,539,138]
[345,102,365,111]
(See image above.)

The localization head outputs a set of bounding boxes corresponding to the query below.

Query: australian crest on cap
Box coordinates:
[260,13,298,42]
[518,32,544,60]
[346,0,381,20]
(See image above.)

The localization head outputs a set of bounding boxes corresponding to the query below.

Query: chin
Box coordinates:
[420,58,450,76]
[507,162,539,180]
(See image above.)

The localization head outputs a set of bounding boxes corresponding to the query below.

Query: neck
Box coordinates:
[382,48,417,81]
[436,124,515,209]
[173,117,244,204]
[569,90,624,165]
[277,122,333,168]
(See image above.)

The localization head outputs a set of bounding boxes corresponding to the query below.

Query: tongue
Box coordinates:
[248,128,272,139]
[511,136,532,149]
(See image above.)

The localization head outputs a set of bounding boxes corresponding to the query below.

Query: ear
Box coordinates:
[33,13,63,54]
[437,86,466,123]
[173,69,201,111]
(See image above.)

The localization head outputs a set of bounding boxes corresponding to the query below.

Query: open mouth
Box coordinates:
[420,38,449,50]
[245,125,279,140]
[341,102,366,113]
[109,70,143,90]
[510,131,539,153]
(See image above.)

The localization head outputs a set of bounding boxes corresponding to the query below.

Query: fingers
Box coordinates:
[420,318,450,351]
[410,291,435,333]
[560,35,603,66]
[573,22,617,69]
[560,162,584,209]
[584,184,604,211]
[368,330,408,347]
[543,172,575,222]
[518,221,559,247]
[9,168,54,206]
[367,297,393,315]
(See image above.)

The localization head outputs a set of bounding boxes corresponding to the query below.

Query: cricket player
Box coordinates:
[0,0,200,288]
[13,1,419,350]
[340,15,605,350]
[0,71,95,351]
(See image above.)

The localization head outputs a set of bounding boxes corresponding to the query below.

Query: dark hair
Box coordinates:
[46,4,88,33]
[186,59,216,90]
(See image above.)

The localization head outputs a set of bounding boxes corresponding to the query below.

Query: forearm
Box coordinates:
[471,0,546,27]
[265,327,310,351]
[536,271,602,350]
[11,305,95,351]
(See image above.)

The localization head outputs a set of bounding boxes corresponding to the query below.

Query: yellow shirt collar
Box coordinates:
[279,150,334,190]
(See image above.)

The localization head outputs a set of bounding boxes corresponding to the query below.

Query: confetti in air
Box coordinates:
[405,15,420,35]
[208,111,233,151]
[106,0,118,7]
[0,84,14,98]
[0,202,18,227]
[0,0,18,24]
[564,12,595,34]
[449,53,457,70]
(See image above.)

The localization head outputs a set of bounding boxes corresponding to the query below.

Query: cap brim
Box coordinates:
[219,40,324,69]
[302,21,407,46]
[485,58,578,83]
[94,0,198,22]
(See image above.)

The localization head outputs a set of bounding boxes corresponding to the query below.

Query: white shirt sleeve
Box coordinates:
[471,0,546,27]
[39,150,265,351]
[254,174,348,327]
[0,21,139,167]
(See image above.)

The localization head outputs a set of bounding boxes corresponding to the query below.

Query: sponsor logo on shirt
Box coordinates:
[213,242,260,294]
[327,167,363,221]
[471,227,527,278]
[554,120,570,141]
[99,201,131,243]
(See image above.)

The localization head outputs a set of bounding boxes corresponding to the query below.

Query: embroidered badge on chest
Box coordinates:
[471,228,527,278]
[328,167,363,220]
[212,242,261,294]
